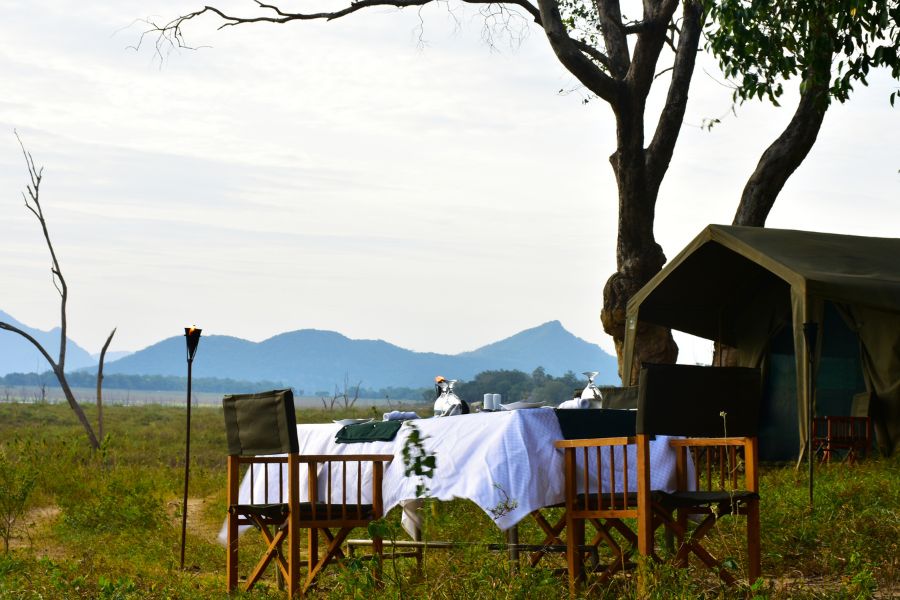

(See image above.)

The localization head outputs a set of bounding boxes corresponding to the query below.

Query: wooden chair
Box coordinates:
[223,389,393,596]
[554,409,645,595]
[635,363,762,586]
[526,392,640,571]
[813,416,871,464]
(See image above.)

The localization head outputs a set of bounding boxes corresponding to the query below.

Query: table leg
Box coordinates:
[507,525,520,575]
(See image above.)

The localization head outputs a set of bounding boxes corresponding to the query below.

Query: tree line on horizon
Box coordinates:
[451,367,586,406]
[1,367,587,405]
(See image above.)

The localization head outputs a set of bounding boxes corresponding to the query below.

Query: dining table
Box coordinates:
[218,407,687,550]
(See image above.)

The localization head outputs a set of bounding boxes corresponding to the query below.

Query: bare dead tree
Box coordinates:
[343,377,362,410]
[95,327,116,440]
[320,393,336,411]
[0,134,117,451]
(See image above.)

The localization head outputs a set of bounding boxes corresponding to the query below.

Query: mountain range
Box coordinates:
[1,310,619,389]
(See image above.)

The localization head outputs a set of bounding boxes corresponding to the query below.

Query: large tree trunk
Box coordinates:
[733,20,834,227]
[601,97,678,384]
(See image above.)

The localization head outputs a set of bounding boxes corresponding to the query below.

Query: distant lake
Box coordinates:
[0,385,426,408]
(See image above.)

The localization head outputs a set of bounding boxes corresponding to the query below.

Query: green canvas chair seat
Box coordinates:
[230,503,291,523]
[651,490,759,510]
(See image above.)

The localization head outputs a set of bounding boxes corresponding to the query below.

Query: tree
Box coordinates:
[147,0,703,378]
[707,0,899,365]
[0,135,116,450]
[708,0,900,227]
[146,0,898,380]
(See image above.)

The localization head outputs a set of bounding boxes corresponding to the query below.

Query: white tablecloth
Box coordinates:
[218,409,683,543]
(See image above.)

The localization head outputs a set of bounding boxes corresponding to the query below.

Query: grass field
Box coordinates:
[0,402,898,599]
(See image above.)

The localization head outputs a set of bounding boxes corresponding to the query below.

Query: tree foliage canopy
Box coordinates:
[708,0,900,106]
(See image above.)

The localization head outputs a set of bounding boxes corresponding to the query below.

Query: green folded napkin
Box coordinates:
[335,420,403,444]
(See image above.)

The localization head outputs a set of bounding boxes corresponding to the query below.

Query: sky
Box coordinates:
[0,1,897,370]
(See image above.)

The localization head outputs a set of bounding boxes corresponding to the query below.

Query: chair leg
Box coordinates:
[304,527,353,594]
[747,499,761,583]
[372,532,384,587]
[245,527,287,591]
[307,527,319,582]
[566,513,585,596]
[226,511,239,592]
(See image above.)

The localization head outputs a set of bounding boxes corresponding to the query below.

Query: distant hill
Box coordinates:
[458,320,617,376]
[102,320,619,390]
[0,310,95,375]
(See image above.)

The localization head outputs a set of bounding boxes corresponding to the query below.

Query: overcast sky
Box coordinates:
[0,1,897,369]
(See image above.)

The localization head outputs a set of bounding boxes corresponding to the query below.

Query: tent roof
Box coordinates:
[627,225,900,342]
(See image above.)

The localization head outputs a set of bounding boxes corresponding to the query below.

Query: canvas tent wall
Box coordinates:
[621,225,900,459]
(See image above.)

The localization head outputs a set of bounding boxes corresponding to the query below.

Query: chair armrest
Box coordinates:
[298,454,393,463]
[668,437,752,448]
[554,437,635,449]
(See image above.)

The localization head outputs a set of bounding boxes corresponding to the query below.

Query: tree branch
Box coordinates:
[0,322,60,374]
[535,0,618,101]
[96,327,117,440]
[645,0,702,194]
[595,0,630,78]
[733,70,831,226]
[146,0,542,45]
[573,39,612,71]
[625,0,680,98]
[15,131,69,371]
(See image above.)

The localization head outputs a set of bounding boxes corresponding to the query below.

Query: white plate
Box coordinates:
[500,401,544,411]
[332,418,374,426]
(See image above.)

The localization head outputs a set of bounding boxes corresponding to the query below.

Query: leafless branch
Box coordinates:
[0,322,59,373]
[653,65,674,80]
[15,131,69,370]
[96,327,117,440]
[141,0,542,61]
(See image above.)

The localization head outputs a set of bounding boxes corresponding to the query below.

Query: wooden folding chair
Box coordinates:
[635,364,762,586]
[554,408,647,595]
[223,389,393,596]
[526,389,641,571]
[814,416,871,464]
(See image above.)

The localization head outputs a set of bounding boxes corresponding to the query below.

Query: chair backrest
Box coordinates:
[223,389,299,456]
[555,408,636,440]
[636,364,761,438]
[596,386,639,410]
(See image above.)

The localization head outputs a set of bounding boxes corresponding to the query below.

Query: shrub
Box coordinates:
[59,472,165,533]
[0,440,38,553]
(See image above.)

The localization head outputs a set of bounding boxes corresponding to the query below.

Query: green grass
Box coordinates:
[0,402,897,599]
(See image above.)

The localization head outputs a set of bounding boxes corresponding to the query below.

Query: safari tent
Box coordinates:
[621,225,900,460]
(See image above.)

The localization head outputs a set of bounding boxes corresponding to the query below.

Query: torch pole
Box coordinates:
[180,356,193,569]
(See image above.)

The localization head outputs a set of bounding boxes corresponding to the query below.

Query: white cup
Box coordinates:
[483,393,493,411]
[492,393,502,409]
